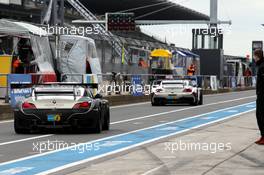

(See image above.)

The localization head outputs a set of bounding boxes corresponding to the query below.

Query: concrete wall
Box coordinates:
[0,87,255,121]
[192,49,224,79]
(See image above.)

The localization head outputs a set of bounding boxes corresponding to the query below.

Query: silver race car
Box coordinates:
[13,84,110,134]
[151,79,203,106]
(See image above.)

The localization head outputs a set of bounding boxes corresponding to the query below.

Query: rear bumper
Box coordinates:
[14,109,100,129]
[153,93,195,104]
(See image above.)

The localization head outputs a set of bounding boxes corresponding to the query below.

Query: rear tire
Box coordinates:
[190,95,199,106]
[94,111,103,133]
[159,100,166,106]
[198,92,203,105]
[103,109,110,131]
[14,114,31,134]
[151,98,158,106]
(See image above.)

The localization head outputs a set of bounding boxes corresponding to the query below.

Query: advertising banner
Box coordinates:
[231,76,237,88]
[210,76,218,91]
[8,74,32,108]
[131,75,143,96]
[0,55,12,87]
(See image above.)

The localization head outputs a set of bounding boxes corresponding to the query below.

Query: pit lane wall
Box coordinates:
[0,87,255,121]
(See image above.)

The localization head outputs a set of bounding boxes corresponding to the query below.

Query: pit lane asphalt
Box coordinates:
[0,90,256,165]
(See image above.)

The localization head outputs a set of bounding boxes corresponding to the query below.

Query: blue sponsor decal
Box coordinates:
[47,114,61,122]
[8,74,32,85]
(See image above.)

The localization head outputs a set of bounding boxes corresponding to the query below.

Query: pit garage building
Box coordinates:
[0,0,209,74]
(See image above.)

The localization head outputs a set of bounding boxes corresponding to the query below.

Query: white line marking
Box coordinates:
[158,126,179,131]
[0,96,256,147]
[204,90,255,97]
[110,90,255,109]
[201,116,216,120]
[0,167,33,175]
[37,108,256,175]
[99,141,133,147]
[0,90,255,124]
[110,96,256,124]
[227,110,239,113]
[159,121,168,123]
[0,102,255,169]
[133,122,142,125]
[110,102,150,109]
[0,120,13,124]
[0,135,54,146]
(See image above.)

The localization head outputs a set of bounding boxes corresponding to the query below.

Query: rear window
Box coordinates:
[152,80,161,85]
[163,82,183,85]
[162,81,192,87]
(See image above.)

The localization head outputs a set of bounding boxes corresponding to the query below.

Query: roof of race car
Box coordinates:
[33,85,86,94]
[161,80,190,83]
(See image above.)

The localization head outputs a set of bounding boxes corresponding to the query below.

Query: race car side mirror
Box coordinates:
[95,94,103,99]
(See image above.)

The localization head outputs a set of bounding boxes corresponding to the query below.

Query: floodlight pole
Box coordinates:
[210,0,218,25]
[209,0,218,49]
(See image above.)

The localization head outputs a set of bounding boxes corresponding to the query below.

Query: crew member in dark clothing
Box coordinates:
[254,49,264,145]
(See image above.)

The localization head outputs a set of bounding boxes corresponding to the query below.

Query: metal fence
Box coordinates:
[0,73,257,102]
[61,74,257,95]
[97,74,256,95]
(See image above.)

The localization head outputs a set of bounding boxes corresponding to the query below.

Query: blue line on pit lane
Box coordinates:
[0,102,256,175]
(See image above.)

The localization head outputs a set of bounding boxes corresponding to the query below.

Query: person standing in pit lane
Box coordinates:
[254,49,264,145]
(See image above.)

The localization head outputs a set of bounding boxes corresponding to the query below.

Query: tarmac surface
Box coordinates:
[0,90,259,174]
[68,112,263,175]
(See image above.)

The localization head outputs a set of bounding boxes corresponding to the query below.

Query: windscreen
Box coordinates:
[162,81,190,88]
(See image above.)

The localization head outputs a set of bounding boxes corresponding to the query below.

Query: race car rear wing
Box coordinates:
[10,82,99,89]
[9,82,99,108]
[158,76,202,88]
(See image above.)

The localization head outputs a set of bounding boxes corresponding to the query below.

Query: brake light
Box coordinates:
[183,88,193,93]
[42,72,57,83]
[22,102,36,109]
[73,102,91,109]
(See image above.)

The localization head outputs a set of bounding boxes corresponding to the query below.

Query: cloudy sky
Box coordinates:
[141,0,264,57]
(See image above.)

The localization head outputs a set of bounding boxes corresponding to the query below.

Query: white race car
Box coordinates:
[151,79,203,106]
[13,84,110,134]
